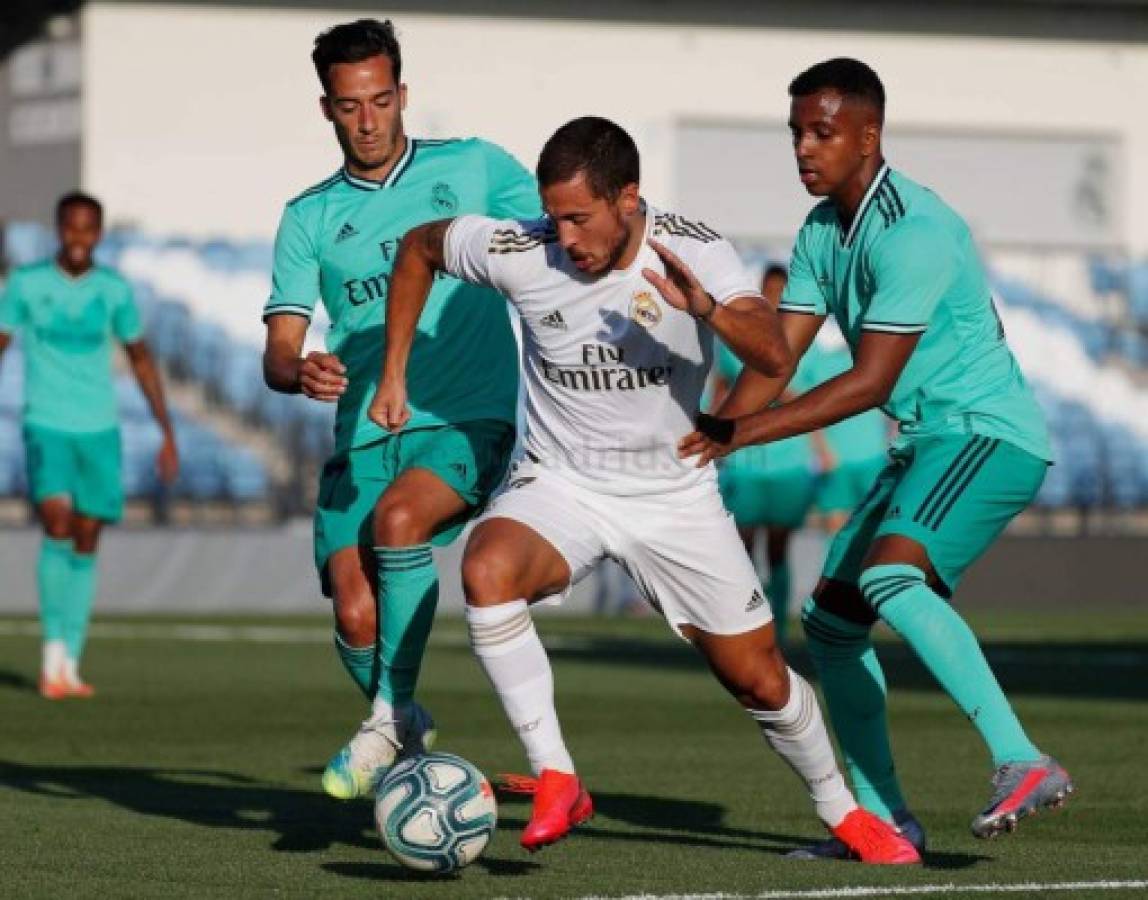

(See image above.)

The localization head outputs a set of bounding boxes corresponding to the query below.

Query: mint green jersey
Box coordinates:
[716,340,813,473]
[0,260,142,433]
[796,341,888,464]
[780,166,1052,462]
[264,137,540,453]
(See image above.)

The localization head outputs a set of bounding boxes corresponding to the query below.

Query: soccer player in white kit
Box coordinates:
[369,117,918,864]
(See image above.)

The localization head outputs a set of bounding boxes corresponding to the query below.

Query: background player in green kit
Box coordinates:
[261,19,538,799]
[803,326,891,535]
[680,58,1073,856]
[0,191,179,699]
[712,264,830,648]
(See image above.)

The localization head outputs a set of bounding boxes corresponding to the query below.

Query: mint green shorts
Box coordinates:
[313,420,514,596]
[719,467,818,530]
[823,434,1048,593]
[24,423,124,522]
[816,455,888,515]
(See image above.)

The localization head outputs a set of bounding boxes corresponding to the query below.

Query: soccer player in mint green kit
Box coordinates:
[0,191,179,699]
[261,19,538,800]
[680,58,1073,856]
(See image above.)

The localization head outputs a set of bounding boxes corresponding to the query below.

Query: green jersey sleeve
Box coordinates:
[0,270,27,334]
[110,275,143,343]
[481,141,541,220]
[264,204,319,321]
[862,218,958,335]
[779,226,827,317]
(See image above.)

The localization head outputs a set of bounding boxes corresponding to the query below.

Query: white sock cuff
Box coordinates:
[466,599,536,657]
[748,668,815,730]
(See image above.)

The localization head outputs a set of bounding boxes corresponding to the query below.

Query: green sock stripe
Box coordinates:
[801,598,873,637]
[802,616,859,646]
[374,544,432,556]
[912,436,985,526]
[926,439,1000,530]
[379,560,433,572]
[865,577,920,599]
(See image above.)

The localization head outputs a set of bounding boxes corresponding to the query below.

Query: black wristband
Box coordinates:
[694,412,735,444]
[697,295,718,321]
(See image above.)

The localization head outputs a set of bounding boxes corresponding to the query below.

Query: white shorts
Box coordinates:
[478,458,771,638]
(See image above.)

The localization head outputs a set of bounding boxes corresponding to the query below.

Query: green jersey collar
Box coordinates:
[839,163,891,249]
[341,138,417,192]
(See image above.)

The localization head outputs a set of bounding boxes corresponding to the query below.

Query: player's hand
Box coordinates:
[299,351,347,402]
[678,413,742,467]
[642,239,718,320]
[156,433,180,484]
[369,379,410,433]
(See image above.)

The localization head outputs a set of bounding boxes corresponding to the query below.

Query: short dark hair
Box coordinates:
[56,191,102,226]
[536,117,640,201]
[312,19,402,93]
[789,58,885,122]
[763,263,788,282]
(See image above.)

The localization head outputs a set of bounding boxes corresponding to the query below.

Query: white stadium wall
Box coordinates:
[81,3,1148,252]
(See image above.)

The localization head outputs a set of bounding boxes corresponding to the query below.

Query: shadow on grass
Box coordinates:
[0,761,375,854]
[544,634,1148,701]
[323,855,540,883]
[0,760,987,874]
[494,787,987,869]
[0,667,38,693]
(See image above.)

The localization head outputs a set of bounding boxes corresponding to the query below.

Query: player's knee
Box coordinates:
[802,596,871,663]
[373,500,425,546]
[43,520,71,541]
[461,549,519,606]
[735,663,790,711]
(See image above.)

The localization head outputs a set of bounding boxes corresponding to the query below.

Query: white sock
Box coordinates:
[370,695,409,722]
[467,600,575,776]
[748,668,857,827]
[62,656,80,686]
[42,640,67,679]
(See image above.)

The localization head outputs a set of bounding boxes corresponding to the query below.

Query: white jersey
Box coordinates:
[445,203,761,495]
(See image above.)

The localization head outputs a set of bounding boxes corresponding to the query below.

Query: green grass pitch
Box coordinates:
[1,610,1147,898]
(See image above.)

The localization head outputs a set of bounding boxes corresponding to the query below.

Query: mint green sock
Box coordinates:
[801,597,906,821]
[63,551,98,663]
[37,538,72,644]
[335,633,378,699]
[860,564,1041,767]
[766,561,791,647]
[375,544,439,706]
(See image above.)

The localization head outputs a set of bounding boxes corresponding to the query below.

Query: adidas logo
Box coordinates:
[745,589,766,612]
[335,221,358,243]
[539,310,568,330]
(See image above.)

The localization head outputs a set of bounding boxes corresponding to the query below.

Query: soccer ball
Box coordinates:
[375,752,498,873]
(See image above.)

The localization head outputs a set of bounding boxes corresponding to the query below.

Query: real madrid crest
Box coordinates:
[431,182,459,214]
[630,290,662,329]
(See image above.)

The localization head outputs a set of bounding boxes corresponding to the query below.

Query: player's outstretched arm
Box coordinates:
[124,340,180,484]
[714,311,825,420]
[369,218,453,433]
[681,329,919,466]
[643,239,791,377]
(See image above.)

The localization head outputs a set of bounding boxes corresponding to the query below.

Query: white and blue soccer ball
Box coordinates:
[375,752,498,873]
